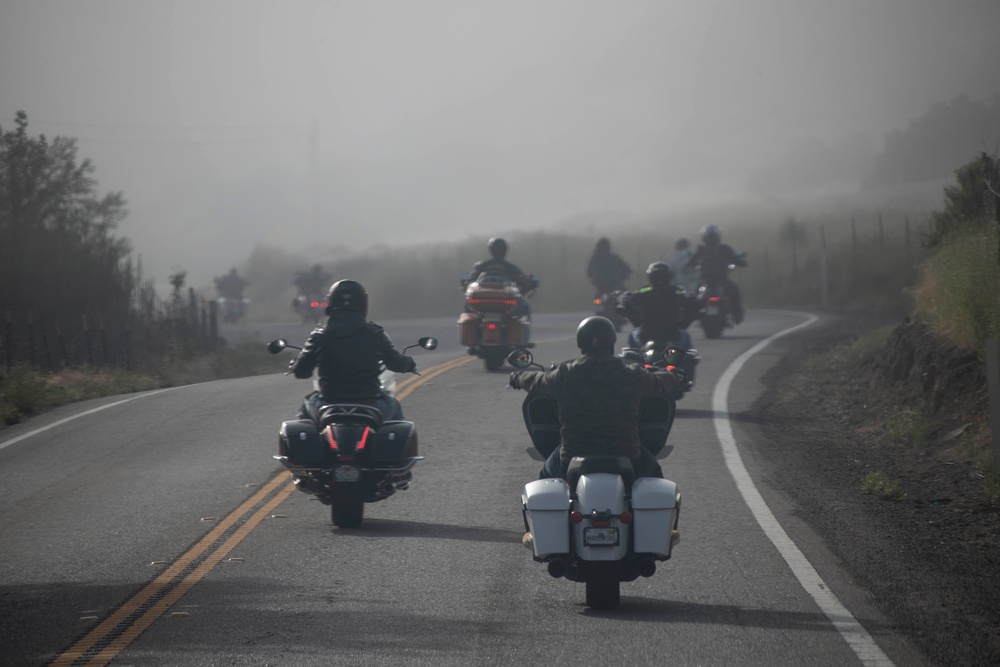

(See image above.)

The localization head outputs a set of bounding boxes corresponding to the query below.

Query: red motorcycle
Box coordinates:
[458,271,538,370]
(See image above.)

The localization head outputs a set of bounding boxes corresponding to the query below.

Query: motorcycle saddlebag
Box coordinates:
[506,317,528,346]
[522,478,571,560]
[279,419,325,466]
[631,477,679,558]
[458,312,479,346]
[370,420,417,465]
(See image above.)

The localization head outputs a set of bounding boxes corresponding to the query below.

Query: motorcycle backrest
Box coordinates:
[566,456,635,492]
[316,403,384,429]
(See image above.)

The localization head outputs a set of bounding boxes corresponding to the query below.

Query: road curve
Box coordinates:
[0,310,926,666]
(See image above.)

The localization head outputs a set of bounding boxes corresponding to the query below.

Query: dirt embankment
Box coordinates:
[752,314,999,667]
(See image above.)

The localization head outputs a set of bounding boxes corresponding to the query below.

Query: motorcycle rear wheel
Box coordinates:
[483,349,506,371]
[585,573,621,610]
[331,488,365,528]
[701,316,724,339]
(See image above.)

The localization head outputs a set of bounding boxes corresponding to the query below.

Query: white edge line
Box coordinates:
[713,312,895,667]
[0,386,186,452]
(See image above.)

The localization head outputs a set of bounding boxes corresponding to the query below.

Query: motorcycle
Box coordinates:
[217,296,249,323]
[695,253,747,339]
[458,271,539,371]
[292,294,327,324]
[620,343,698,401]
[509,348,681,610]
[593,288,628,332]
[266,335,438,528]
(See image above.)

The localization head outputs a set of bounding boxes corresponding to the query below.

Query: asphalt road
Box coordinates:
[0,311,927,666]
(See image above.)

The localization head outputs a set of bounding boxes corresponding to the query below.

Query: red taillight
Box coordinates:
[467,297,519,307]
[665,365,676,372]
[569,511,584,524]
[310,300,320,308]
[338,455,356,462]
[356,427,371,451]
[591,520,611,528]
[486,322,499,331]
[619,511,633,525]
[708,296,721,303]
[325,429,338,451]
[593,298,602,305]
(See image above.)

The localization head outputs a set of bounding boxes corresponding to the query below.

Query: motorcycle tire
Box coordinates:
[701,316,725,339]
[585,566,621,610]
[483,349,506,371]
[331,487,365,528]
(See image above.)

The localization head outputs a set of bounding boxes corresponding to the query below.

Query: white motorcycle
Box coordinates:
[509,349,682,610]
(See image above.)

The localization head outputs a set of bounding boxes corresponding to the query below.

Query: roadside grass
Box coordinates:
[862,470,907,500]
[884,407,932,451]
[1,341,283,427]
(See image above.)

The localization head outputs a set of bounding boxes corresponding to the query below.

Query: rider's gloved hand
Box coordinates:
[405,356,417,373]
[508,371,523,389]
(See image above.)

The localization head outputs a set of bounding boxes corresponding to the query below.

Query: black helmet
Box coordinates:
[700,224,721,243]
[675,237,690,251]
[325,279,368,316]
[646,261,674,287]
[595,237,611,253]
[488,237,508,259]
[576,316,617,357]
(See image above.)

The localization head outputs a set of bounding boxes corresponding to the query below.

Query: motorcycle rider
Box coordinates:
[508,316,683,481]
[466,237,536,318]
[293,264,331,299]
[586,237,632,296]
[667,238,699,293]
[686,224,747,323]
[214,268,248,300]
[289,280,417,423]
[616,262,702,351]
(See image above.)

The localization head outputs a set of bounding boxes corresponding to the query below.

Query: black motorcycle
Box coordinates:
[267,336,437,528]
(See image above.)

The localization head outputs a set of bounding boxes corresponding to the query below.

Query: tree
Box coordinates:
[927,152,1000,251]
[0,111,137,326]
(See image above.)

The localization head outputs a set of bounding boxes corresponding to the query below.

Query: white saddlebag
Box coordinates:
[522,478,570,559]
[631,477,679,558]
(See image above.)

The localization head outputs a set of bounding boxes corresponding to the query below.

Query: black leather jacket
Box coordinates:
[289,312,415,400]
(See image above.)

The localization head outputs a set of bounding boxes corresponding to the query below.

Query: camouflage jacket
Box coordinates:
[514,355,679,462]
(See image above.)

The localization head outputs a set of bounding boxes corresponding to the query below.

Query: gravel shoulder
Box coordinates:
[749,313,1000,667]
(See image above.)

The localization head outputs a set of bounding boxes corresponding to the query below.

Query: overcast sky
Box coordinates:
[2,0,999,287]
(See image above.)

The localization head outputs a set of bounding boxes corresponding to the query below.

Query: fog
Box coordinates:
[2,0,999,288]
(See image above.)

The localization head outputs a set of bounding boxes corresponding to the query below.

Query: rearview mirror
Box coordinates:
[266,339,288,354]
[506,348,534,369]
[419,336,438,351]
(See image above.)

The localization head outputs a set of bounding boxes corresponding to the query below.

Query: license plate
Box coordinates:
[334,466,360,482]
[705,306,720,315]
[483,313,502,322]
[583,527,619,547]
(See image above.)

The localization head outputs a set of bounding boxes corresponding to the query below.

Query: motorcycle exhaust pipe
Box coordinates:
[637,557,657,578]
[547,558,568,579]
[378,480,397,497]
[292,476,312,494]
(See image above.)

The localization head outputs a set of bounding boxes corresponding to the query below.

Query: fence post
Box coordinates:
[987,340,1000,470]
[4,310,11,373]
[27,309,36,368]
[819,225,829,309]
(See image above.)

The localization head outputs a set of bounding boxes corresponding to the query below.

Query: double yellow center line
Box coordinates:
[50,355,471,667]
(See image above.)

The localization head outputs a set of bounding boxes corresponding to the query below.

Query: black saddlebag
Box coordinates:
[278,419,326,465]
[369,420,417,465]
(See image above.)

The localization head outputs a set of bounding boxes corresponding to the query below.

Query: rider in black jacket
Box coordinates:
[290,280,416,422]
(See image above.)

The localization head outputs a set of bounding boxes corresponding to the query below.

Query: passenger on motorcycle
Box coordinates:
[466,237,536,318]
[616,262,701,351]
[289,279,417,423]
[508,316,682,480]
[586,237,632,295]
[685,224,747,323]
